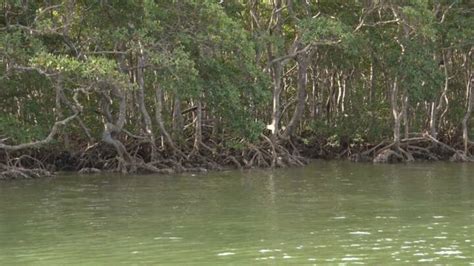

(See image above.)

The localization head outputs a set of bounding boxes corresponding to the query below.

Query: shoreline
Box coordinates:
[2,136,473,180]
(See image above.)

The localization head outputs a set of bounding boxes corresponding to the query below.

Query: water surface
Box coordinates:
[0,161,473,264]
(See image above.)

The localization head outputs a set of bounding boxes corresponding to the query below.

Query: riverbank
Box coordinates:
[0,137,306,180]
[2,133,473,180]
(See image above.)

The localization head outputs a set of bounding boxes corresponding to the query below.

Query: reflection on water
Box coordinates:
[0,161,473,264]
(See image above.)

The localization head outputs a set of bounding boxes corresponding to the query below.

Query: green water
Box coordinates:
[0,161,473,265]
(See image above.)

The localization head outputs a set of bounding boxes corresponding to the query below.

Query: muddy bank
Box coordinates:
[1,137,308,180]
[2,133,473,180]
[300,133,474,163]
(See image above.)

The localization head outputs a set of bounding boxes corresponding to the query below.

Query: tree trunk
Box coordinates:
[58,87,93,141]
[154,84,181,156]
[429,101,437,137]
[100,83,135,173]
[432,51,450,138]
[310,66,318,118]
[391,77,401,146]
[55,77,70,149]
[325,71,336,125]
[193,99,203,151]
[336,72,342,112]
[137,44,157,160]
[267,59,283,136]
[402,95,409,139]
[282,48,309,138]
[369,58,375,104]
[462,73,473,154]
[267,0,283,137]
[172,94,183,137]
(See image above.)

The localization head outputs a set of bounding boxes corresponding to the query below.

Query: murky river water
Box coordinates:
[0,161,473,264]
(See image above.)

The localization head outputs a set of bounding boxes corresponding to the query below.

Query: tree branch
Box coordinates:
[0,113,78,151]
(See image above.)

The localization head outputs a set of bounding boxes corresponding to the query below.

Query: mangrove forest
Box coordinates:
[1,0,473,179]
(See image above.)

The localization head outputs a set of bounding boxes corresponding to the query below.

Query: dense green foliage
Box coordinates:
[0,0,473,163]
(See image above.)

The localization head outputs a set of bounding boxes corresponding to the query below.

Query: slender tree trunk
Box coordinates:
[429,101,437,137]
[369,58,375,104]
[172,94,183,135]
[341,73,346,113]
[193,99,203,151]
[282,48,309,138]
[391,77,401,146]
[137,44,157,160]
[211,113,219,140]
[269,62,283,136]
[402,95,409,139]
[326,71,336,125]
[436,52,450,135]
[155,84,181,156]
[267,0,283,137]
[462,73,473,154]
[55,77,70,149]
[431,51,450,138]
[336,72,343,112]
[310,66,318,118]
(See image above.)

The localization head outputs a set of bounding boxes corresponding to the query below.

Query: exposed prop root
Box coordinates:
[0,164,52,180]
[398,146,415,162]
[78,167,102,174]
[349,153,372,162]
[259,134,307,168]
[373,149,404,163]
[360,133,473,163]
[449,151,474,162]
[225,156,242,169]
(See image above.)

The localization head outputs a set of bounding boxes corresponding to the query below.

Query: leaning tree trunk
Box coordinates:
[58,88,94,141]
[55,77,70,149]
[100,82,135,173]
[154,83,182,156]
